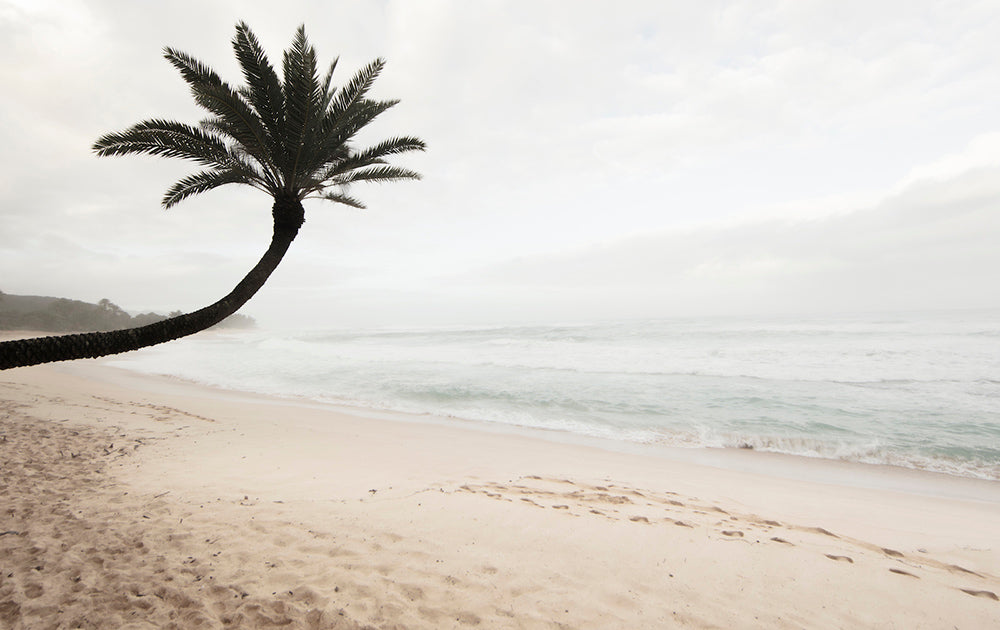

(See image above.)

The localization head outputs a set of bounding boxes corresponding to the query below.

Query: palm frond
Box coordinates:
[281,25,325,185]
[232,23,285,159]
[318,57,340,112]
[162,169,257,208]
[304,135,424,195]
[318,190,366,209]
[315,98,401,164]
[164,47,276,176]
[347,136,427,164]
[93,119,233,166]
[334,165,422,184]
[331,58,385,115]
[197,117,282,192]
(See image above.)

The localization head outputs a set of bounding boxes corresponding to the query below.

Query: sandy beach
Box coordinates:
[1,356,999,628]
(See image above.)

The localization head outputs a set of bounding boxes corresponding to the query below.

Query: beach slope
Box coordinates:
[1,363,998,628]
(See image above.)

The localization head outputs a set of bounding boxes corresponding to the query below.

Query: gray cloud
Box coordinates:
[446,159,1000,320]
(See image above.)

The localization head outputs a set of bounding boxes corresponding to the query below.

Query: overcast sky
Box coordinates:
[2,0,999,328]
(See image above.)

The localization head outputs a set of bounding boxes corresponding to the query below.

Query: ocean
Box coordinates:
[106,310,1000,480]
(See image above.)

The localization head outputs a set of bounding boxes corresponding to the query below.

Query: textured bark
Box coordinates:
[0,196,305,370]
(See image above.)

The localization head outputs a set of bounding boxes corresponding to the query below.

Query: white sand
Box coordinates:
[1,359,998,629]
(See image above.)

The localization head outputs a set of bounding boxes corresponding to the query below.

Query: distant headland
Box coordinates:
[0,289,254,332]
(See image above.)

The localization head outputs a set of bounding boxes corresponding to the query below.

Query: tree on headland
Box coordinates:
[0,22,424,370]
[0,292,256,332]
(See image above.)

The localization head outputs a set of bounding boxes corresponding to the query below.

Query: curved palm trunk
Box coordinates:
[0,197,304,370]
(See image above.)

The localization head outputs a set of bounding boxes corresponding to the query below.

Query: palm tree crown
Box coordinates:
[93,21,424,213]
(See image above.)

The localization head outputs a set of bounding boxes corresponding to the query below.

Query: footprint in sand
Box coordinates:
[23,582,44,599]
[825,554,853,563]
[888,568,919,578]
[807,527,839,538]
[948,564,983,578]
[959,589,998,600]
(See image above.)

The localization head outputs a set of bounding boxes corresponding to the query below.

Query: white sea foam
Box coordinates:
[106,310,1000,480]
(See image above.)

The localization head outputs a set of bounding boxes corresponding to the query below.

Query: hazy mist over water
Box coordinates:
[108,309,1000,480]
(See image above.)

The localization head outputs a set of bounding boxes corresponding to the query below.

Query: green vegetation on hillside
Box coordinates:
[0,290,255,332]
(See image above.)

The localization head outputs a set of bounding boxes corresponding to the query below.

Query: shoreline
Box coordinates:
[86,357,1000,501]
[2,361,999,627]
[8,326,997,487]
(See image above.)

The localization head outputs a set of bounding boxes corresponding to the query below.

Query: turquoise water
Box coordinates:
[107,310,1000,480]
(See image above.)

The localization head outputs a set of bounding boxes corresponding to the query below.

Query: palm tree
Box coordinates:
[0,22,424,370]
